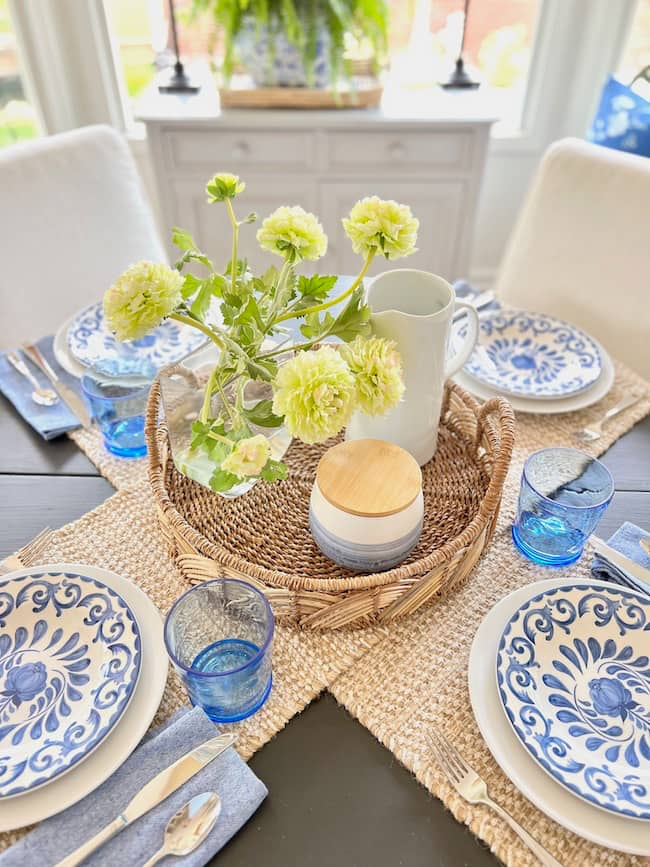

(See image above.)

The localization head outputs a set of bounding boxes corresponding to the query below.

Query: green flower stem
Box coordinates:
[200,366,220,423]
[266,257,294,325]
[216,375,239,427]
[274,251,375,324]
[225,197,238,295]
[260,338,318,359]
[207,431,235,448]
[169,312,226,350]
[170,313,240,426]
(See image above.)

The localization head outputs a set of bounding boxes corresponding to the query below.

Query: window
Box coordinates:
[104,0,217,124]
[617,0,650,90]
[387,0,540,131]
[0,0,39,148]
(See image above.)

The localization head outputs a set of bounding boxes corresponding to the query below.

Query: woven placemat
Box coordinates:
[2,357,649,861]
[329,361,650,867]
[0,479,388,851]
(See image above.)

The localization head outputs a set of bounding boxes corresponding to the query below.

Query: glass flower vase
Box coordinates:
[158,344,292,498]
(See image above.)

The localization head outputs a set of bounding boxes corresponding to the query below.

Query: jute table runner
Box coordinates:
[2,359,649,863]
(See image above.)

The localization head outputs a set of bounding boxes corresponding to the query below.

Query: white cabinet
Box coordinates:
[139,90,494,281]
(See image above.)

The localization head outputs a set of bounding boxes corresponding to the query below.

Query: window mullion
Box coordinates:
[8,0,127,134]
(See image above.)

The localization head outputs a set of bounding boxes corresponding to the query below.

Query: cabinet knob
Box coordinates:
[232,141,250,160]
[388,141,407,160]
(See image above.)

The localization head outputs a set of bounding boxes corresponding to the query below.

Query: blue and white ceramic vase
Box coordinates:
[236,18,331,88]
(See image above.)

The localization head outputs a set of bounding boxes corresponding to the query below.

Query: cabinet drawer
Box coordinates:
[165,129,317,173]
[325,130,473,174]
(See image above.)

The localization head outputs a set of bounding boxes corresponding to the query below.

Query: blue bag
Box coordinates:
[588,67,650,157]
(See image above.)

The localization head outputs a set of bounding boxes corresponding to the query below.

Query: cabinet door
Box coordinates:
[172,179,319,275]
[319,181,466,280]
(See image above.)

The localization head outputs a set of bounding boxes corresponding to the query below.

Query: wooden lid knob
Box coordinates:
[316,438,422,518]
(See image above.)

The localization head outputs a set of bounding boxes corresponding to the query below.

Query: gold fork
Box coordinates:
[429,728,563,867]
[0,527,54,575]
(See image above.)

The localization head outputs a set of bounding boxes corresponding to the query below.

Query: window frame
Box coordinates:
[6,0,642,151]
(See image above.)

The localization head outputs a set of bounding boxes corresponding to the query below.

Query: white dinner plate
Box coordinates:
[0,563,168,832]
[0,569,142,798]
[468,578,650,855]
[453,342,614,414]
[454,309,602,399]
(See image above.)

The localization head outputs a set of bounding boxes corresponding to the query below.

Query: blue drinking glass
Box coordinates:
[81,359,154,458]
[512,447,614,566]
[164,579,274,723]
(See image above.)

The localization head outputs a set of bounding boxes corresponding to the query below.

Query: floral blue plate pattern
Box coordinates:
[454,309,602,398]
[0,570,141,798]
[67,302,207,369]
[497,584,650,820]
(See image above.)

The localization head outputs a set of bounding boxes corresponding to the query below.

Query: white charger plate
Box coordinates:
[453,343,614,415]
[469,578,650,855]
[0,563,168,833]
[53,314,87,378]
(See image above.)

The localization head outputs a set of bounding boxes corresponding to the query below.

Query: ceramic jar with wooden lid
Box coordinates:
[310,438,424,572]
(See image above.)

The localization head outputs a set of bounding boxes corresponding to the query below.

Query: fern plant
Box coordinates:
[191,0,388,87]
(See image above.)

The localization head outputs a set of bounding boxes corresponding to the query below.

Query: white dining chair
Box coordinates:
[0,125,166,349]
[496,137,650,379]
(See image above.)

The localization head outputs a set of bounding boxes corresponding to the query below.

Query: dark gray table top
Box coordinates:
[1,391,649,866]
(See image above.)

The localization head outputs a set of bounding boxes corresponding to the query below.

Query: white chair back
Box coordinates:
[496,137,650,379]
[0,125,165,348]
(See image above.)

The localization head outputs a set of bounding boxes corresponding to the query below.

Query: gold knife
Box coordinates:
[21,342,92,429]
[55,732,236,867]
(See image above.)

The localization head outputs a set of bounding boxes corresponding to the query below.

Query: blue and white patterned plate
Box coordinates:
[67,302,207,369]
[497,584,650,820]
[453,309,602,399]
[0,570,141,798]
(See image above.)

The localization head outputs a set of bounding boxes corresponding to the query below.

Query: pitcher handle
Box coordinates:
[445,301,479,379]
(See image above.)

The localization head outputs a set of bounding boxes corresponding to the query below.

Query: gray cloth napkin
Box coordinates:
[0,336,81,439]
[0,707,268,867]
[590,521,650,596]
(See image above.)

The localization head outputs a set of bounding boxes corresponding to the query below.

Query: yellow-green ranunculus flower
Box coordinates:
[272,346,355,444]
[342,196,419,260]
[340,335,404,417]
[257,206,327,262]
[103,261,183,341]
[221,434,271,478]
[206,173,246,202]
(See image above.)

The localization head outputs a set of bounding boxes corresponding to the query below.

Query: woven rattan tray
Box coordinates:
[146,381,515,630]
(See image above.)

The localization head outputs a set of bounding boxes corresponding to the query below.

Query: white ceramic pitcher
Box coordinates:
[346,270,479,466]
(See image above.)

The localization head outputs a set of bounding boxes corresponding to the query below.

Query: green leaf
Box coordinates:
[242,399,284,428]
[172,227,200,252]
[328,287,372,342]
[181,273,204,299]
[236,295,264,331]
[297,274,337,300]
[207,273,228,298]
[190,419,227,458]
[190,283,213,320]
[260,459,288,482]
[298,286,372,343]
[209,466,240,493]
